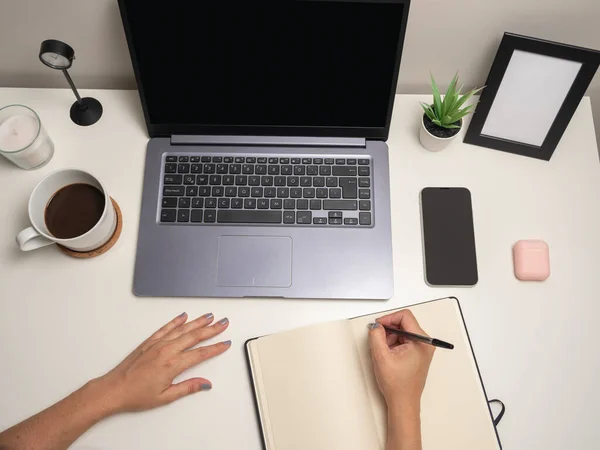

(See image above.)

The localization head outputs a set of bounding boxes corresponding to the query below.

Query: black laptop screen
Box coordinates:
[120,0,408,138]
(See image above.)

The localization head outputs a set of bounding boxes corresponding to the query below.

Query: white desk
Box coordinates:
[1,88,599,450]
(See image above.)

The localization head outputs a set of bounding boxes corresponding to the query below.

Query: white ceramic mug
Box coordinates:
[16,169,117,252]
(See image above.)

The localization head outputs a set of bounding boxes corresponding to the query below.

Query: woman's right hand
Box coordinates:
[368,310,435,412]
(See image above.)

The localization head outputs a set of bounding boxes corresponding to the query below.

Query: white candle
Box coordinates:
[0,111,54,170]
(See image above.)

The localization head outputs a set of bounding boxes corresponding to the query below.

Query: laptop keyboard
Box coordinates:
[159,155,373,226]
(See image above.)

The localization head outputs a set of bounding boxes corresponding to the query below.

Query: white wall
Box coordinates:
[1,0,599,145]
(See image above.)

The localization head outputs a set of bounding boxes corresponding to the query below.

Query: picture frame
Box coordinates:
[464,32,600,161]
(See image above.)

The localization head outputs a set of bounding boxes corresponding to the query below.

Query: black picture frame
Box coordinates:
[464,32,600,161]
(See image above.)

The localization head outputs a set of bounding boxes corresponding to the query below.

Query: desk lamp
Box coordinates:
[39,39,103,126]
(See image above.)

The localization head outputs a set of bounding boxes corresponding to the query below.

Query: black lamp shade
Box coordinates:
[39,40,75,70]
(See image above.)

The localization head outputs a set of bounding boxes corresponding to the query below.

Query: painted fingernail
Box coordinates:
[368,323,380,329]
[219,317,229,325]
[201,383,212,391]
[178,312,187,318]
[204,313,214,320]
[223,340,232,346]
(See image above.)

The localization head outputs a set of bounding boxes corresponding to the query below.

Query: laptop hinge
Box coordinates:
[170,135,366,148]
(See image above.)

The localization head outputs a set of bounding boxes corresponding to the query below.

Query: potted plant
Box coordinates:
[419,73,483,152]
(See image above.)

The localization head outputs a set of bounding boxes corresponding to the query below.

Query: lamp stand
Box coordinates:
[62,69,103,126]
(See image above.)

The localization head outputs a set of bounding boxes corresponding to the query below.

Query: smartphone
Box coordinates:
[420,187,478,286]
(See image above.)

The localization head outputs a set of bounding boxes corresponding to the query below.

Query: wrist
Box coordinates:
[386,396,421,418]
[83,376,123,419]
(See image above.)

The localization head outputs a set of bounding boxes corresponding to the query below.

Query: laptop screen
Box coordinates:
[119,0,409,139]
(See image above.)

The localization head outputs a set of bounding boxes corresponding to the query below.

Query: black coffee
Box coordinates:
[45,183,105,239]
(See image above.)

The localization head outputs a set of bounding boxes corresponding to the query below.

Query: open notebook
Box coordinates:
[246,297,501,450]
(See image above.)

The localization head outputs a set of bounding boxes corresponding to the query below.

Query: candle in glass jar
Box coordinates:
[0,115,39,150]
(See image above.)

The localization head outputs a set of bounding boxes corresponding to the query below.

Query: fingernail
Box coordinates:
[204,313,214,320]
[223,340,232,346]
[178,312,187,318]
[201,383,212,391]
[368,323,380,330]
[219,317,229,325]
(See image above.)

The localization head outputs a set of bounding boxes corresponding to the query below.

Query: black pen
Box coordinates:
[382,325,454,350]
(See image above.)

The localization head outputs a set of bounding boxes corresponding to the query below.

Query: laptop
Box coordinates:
[118,0,410,299]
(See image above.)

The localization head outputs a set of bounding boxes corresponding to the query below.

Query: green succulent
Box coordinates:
[420,73,484,129]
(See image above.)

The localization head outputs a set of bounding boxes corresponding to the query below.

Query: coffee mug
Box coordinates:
[16,169,117,252]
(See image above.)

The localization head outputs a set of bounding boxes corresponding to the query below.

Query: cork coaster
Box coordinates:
[57,197,123,259]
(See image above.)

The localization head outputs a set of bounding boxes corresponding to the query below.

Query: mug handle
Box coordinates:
[16,227,55,251]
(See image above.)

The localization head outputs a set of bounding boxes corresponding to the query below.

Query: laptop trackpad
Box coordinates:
[216,236,292,288]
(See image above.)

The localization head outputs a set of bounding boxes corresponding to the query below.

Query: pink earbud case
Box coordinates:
[513,240,550,281]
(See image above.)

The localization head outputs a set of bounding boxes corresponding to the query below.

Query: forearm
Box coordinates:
[386,401,422,450]
[0,379,114,450]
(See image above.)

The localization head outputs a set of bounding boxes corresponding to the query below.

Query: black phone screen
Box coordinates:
[420,188,478,286]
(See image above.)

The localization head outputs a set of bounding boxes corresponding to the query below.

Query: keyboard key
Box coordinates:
[359,200,371,210]
[204,210,216,223]
[257,157,267,163]
[329,212,343,218]
[268,165,280,175]
[217,164,228,174]
[242,164,254,174]
[255,165,267,175]
[178,163,190,173]
[246,157,256,163]
[280,158,290,164]
[329,218,342,225]
[313,177,325,187]
[239,187,250,197]
[232,198,243,209]
[177,209,190,222]
[287,177,299,187]
[291,158,301,164]
[358,166,370,176]
[344,218,358,225]
[241,198,255,209]
[264,187,276,198]
[261,176,274,186]
[335,158,345,165]
[313,217,327,225]
[316,188,328,198]
[164,174,182,184]
[165,163,177,173]
[191,164,202,174]
[301,158,311,164]
[213,156,223,163]
[281,165,292,175]
[234,157,244,163]
[300,177,311,187]
[319,166,332,176]
[359,189,371,199]
[191,210,203,222]
[297,199,309,210]
[290,188,302,198]
[297,211,312,224]
[329,188,342,199]
[163,186,184,196]
[359,178,370,187]
[283,211,295,224]
[179,156,189,162]
[196,175,208,185]
[192,198,204,208]
[251,187,263,197]
[284,199,295,210]
[209,175,222,185]
[206,198,217,208]
[324,200,357,210]
[166,156,178,162]
[326,177,338,187]
[325,158,334,165]
[270,199,282,209]
[257,199,269,209]
[185,186,198,197]
[218,198,230,208]
[294,165,306,175]
[307,165,319,175]
[230,164,242,174]
[204,164,215,174]
[310,199,322,210]
[225,187,237,197]
[223,175,234,185]
[303,188,315,198]
[313,158,324,164]
[277,187,290,198]
[162,197,177,208]
[201,156,212,163]
[190,156,201,163]
[275,176,287,186]
[179,197,191,208]
[212,186,224,197]
[333,166,357,176]
[235,175,248,186]
[224,157,234,163]
[268,157,279,164]
[184,175,195,185]
[358,158,370,165]
[198,187,211,196]
[161,209,176,222]
[339,177,358,199]
[347,159,357,165]
[359,212,372,225]
[249,176,260,186]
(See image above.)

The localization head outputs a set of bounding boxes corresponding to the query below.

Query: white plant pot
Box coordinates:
[419,115,461,152]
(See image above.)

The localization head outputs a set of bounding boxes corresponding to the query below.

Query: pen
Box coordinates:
[382,325,454,350]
